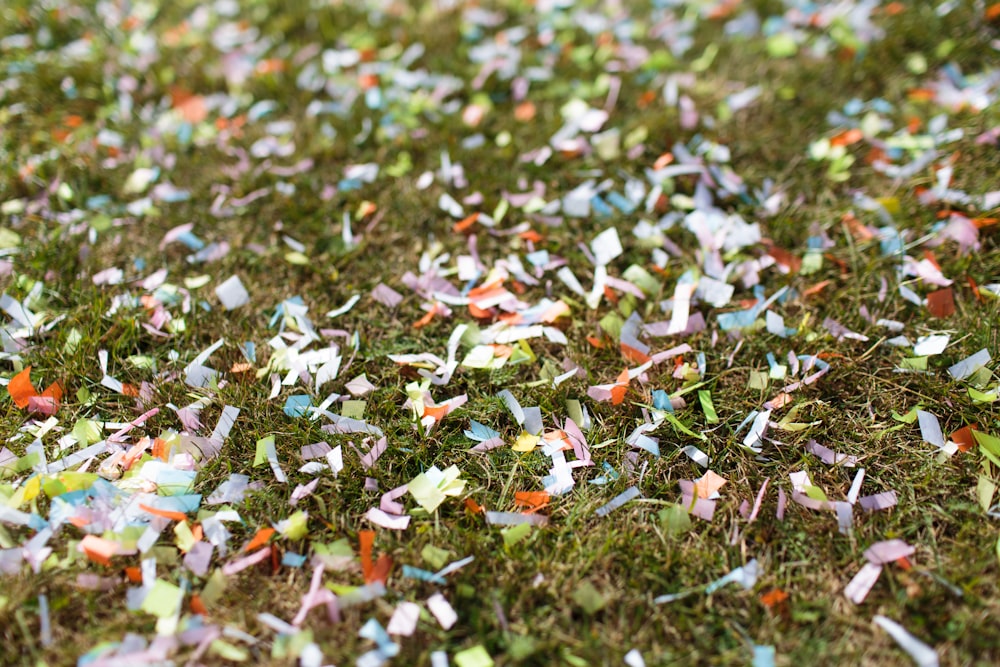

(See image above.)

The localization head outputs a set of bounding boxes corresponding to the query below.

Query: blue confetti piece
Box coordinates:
[590,195,613,217]
[753,645,776,667]
[281,552,307,568]
[606,191,636,214]
[464,420,501,442]
[401,565,446,584]
[174,230,204,250]
[284,395,312,418]
[652,389,674,412]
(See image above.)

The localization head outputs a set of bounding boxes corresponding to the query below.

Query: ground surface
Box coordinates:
[1,1,1000,665]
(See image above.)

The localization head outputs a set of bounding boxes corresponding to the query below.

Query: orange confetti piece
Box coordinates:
[370,554,392,584]
[359,530,375,583]
[514,101,536,122]
[125,566,143,583]
[967,276,983,302]
[244,527,275,552]
[468,303,494,319]
[139,504,188,522]
[514,491,550,514]
[190,594,207,616]
[413,309,437,329]
[987,3,1000,20]
[908,88,934,102]
[951,425,978,453]
[926,287,955,319]
[8,366,37,408]
[830,128,863,147]
[621,343,651,365]
[759,588,789,609]
[803,280,832,297]
[80,534,118,567]
[151,437,170,461]
[452,212,480,234]
[465,498,484,515]
[422,403,450,422]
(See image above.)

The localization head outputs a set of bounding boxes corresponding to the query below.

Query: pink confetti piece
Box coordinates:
[222,546,271,575]
[290,479,320,506]
[858,491,898,512]
[805,439,858,467]
[379,484,409,515]
[844,562,883,604]
[366,508,410,530]
[426,593,457,630]
[864,539,915,565]
[386,602,421,636]
[776,489,787,520]
[680,493,716,521]
[183,542,213,577]
[301,441,332,460]
[747,478,769,523]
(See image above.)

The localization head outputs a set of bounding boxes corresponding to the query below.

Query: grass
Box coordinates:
[1,0,1000,665]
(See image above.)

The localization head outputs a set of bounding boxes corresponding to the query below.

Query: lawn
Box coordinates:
[1,0,999,665]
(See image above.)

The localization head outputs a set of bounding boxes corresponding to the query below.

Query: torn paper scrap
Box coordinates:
[873,615,939,667]
[216,275,249,310]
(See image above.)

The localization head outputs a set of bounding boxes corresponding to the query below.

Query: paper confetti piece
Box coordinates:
[215,275,249,310]
[916,410,944,448]
[454,646,494,667]
[948,349,990,381]
[595,486,640,516]
[844,562,883,604]
[873,615,939,667]
[386,601,420,636]
[426,592,457,630]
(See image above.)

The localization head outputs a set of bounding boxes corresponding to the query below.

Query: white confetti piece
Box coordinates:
[426,593,457,630]
[873,615,939,667]
[215,275,249,310]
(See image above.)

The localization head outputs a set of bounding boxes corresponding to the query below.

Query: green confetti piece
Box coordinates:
[599,311,624,340]
[566,400,585,427]
[210,640,248,661]
[254,436,273,467]
[72,419,103,446]
[900,357,928,371]
[280,510,309,540]
[969,387,999,403]
[341,400,366,419]
[805,485,828,502]
[421,544,451,570]
[63,328,82,355]
[454,645,494,667]
[201,569,227,606]
[660,411,707,441]
[766,34,798,58]
[698,390,719,424]
[977,476,996,512]
[748,371,769,390]
[141,579,183,619]
[891,406,920,424]
[502,522,531,547]
[572,581,606,614]
[173,521,196,552]
[659,504,691,537]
